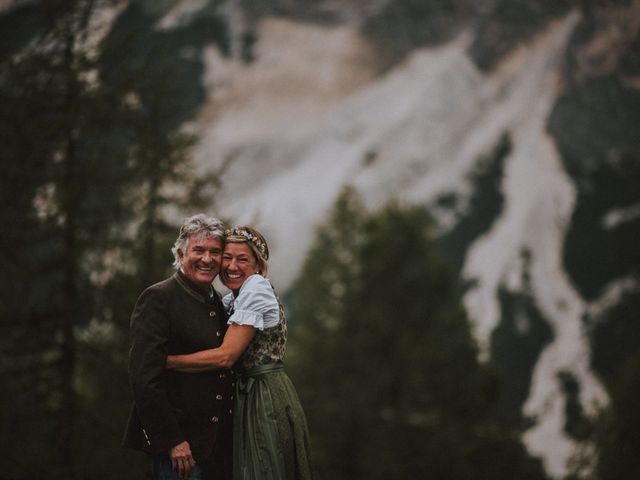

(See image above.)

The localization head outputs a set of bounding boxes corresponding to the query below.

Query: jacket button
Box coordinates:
[211,416,219,423]
[216,331,221,337]
[216,394,223,400]
[209,311,216,317]
[219,372,226,379]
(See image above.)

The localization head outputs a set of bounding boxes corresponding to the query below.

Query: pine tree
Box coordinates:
[0,2,132,476]
[288,188,548,479]
[0,2,229,477]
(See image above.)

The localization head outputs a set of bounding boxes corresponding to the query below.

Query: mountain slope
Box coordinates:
[187,8,631,478]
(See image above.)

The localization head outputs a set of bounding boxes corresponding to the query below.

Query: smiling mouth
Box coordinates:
[225,273,242,279]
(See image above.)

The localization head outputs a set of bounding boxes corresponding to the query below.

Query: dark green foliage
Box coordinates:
[73,330,149,479]
[594,352,640,480]
[550,10,640,302]
[0,1,229,477]
[287,187,548,480]
[1,2,133,475]
[95,2,230,289]
[0,3,45,61]
[100,2,229,131]
[550,76,640,300]
[558,371,594,441]
[548,24,640,468]
[591,292,640,391]
[490,282,554,428]
[438,133,509,273]
[549,75,640,180]
[562,156,640,301]
[619,22,640,76]
[546,7,640,478]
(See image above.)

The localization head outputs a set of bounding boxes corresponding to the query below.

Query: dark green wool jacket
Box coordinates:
[122,270,233,463]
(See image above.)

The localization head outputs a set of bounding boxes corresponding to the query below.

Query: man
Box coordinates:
[123,214,233,479]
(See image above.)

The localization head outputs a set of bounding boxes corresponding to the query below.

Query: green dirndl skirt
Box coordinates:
[234,363,314,480]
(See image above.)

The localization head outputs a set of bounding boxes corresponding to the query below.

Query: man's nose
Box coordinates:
[202,251,212,263]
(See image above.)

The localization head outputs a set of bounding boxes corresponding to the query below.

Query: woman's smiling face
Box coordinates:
[221,242,259,294]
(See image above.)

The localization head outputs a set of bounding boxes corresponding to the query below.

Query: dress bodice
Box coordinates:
[224,275,287,371]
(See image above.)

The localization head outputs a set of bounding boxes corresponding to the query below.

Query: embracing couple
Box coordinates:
[123,214,314,480]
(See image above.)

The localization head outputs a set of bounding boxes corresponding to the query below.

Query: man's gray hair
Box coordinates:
[171,214,226,269]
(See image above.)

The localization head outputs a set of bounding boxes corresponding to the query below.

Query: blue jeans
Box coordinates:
[151,454,203,480]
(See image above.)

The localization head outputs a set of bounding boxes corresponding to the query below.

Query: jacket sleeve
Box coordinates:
[128,285,183,453]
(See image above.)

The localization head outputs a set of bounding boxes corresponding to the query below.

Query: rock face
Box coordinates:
[189,3,640,477]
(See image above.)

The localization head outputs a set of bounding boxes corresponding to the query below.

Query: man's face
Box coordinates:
[178,235,223,289]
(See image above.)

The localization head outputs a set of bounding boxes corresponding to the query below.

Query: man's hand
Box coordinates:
[170,440,196,479]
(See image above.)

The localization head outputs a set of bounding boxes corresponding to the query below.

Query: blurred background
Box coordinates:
[1,0,639,479]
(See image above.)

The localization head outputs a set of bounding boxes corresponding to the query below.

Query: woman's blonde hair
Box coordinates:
[225,226,270,276]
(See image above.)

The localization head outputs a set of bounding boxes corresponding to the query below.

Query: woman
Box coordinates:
[166,226,314,480]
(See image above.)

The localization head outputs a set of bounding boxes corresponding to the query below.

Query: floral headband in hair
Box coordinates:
[225,227,268,260]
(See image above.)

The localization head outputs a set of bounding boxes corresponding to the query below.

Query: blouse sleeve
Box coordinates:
[227,275,280,330]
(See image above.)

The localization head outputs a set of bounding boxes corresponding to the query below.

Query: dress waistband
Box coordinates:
[243,362,284,378]
[237,363,284,394]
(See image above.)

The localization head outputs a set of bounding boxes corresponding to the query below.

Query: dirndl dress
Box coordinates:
[234,363,314,480]
[224,275,314,480]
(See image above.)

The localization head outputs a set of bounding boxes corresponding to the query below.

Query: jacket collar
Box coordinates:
[174,270,213,304]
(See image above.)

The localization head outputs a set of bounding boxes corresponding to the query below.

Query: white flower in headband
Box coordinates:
[226,227,268,259]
